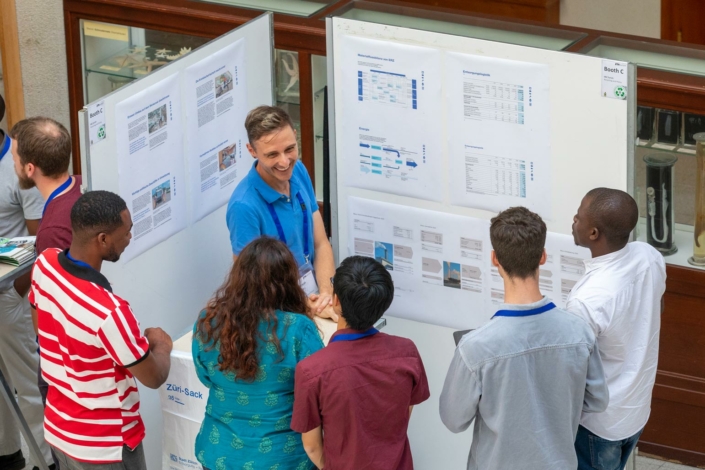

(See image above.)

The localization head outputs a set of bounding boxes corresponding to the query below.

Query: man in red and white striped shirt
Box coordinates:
[29,190,172,468]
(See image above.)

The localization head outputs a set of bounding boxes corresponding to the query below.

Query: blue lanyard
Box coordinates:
[0,135,10,162]
[66,250,94,270]
[493,302,556,318]
[330,328,379,343]
[266,192,310,263]
[43,177,73,217]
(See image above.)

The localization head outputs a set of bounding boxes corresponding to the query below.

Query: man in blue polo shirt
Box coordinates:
[226,106,336,320]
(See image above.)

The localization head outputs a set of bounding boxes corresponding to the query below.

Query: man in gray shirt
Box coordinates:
[440,206,608,470]
[0,96,54,470]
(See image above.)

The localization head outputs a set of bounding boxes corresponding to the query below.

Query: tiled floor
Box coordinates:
[18,437,702,469]
[637,455,702,470]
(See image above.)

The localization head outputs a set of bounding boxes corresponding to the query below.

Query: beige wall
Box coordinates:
[15,0,70,130]
[560,0,661,39]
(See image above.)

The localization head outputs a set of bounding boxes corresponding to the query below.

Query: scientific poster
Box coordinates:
[541,232,591,308]
[446,52,553,219]
[116,73,187,262]
[184,39,249,222]
[339,36,443,202]
[348,197,491,329]
[347,198,591,327]
[482,230,590,311]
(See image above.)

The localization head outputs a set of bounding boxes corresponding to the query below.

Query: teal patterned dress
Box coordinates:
[192,310,323,470]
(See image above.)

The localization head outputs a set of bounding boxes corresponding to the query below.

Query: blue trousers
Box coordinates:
[575,424,642,470]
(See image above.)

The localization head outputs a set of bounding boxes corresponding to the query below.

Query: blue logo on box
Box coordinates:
[170,454,178,463]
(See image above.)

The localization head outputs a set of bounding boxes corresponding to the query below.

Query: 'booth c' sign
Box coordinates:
[601,60,628,100]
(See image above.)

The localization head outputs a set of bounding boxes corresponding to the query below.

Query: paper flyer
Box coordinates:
[348,197,491,329]
[339,36,443,202]
[446,52,553,220]
[184,39,249,223]
[115,74,187,262]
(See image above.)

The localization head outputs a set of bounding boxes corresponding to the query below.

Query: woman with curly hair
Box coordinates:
[193,237,323,470]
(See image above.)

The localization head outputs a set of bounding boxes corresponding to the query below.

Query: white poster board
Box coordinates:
[329,17,634,330]
[328,16,634,469]
[79,13,274,469]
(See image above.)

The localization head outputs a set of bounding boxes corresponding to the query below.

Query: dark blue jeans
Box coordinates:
[575,424,642,470]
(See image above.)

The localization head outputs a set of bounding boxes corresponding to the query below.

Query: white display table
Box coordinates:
[159,317,380,470]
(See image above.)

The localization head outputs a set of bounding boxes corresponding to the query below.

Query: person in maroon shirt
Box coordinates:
[292,256,430,470]
[10,116,82,470]
[11,117,82,258]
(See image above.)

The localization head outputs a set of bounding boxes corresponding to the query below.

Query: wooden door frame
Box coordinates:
[0,0,25,127]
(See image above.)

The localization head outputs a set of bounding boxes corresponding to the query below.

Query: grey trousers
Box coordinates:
[0,288,53,466]
[52,444,147,470]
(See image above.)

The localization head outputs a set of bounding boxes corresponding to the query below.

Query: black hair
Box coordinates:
[585,188,638,247]
[71,190,127,237]
[490,206,546,279]
[333,256,394,330]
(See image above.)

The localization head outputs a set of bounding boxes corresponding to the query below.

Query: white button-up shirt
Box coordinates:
[566,241,666,440]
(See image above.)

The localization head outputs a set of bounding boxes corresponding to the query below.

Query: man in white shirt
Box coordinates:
[568,188,666,470]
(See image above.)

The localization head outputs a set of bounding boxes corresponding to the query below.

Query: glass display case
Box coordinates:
[312,55,327,201]
[582,36,705,77]
[81,20,209,104]
[580,37,705,271]
[275,49,302,149]
[79,19,325,200]
[331,1,585,51]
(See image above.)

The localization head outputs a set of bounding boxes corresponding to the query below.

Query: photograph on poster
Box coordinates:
[215,71,233,98]
[443,261,461,289]
[218,144,237,171]
[375,241,394,270]
[151,180,171,209]
[148,104,167,134]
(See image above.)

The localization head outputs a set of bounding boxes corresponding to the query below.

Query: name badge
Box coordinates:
[299,262,319,297]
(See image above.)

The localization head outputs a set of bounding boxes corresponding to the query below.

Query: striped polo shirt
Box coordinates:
[29,248,150,463]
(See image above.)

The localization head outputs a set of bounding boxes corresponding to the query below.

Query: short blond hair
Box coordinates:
[245,106,295,146]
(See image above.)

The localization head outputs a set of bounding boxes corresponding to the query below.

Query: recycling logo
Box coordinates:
[613,86,627,100]
[97,125,105,139]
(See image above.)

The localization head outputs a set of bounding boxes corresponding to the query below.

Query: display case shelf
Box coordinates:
[85,46,189,80]
[637,220,705,271]
[80,20,209,103]
[194,0,335,17]
[637,141,697,155]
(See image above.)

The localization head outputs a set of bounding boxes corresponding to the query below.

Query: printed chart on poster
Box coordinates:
[116,74,187,262]
[340,36,443,202]
[543,233,591,307]
[348,197,491,329]
[446,52,553,219]
[184,39,249,222]
[486,231,591,310]
[348,197,591,328]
